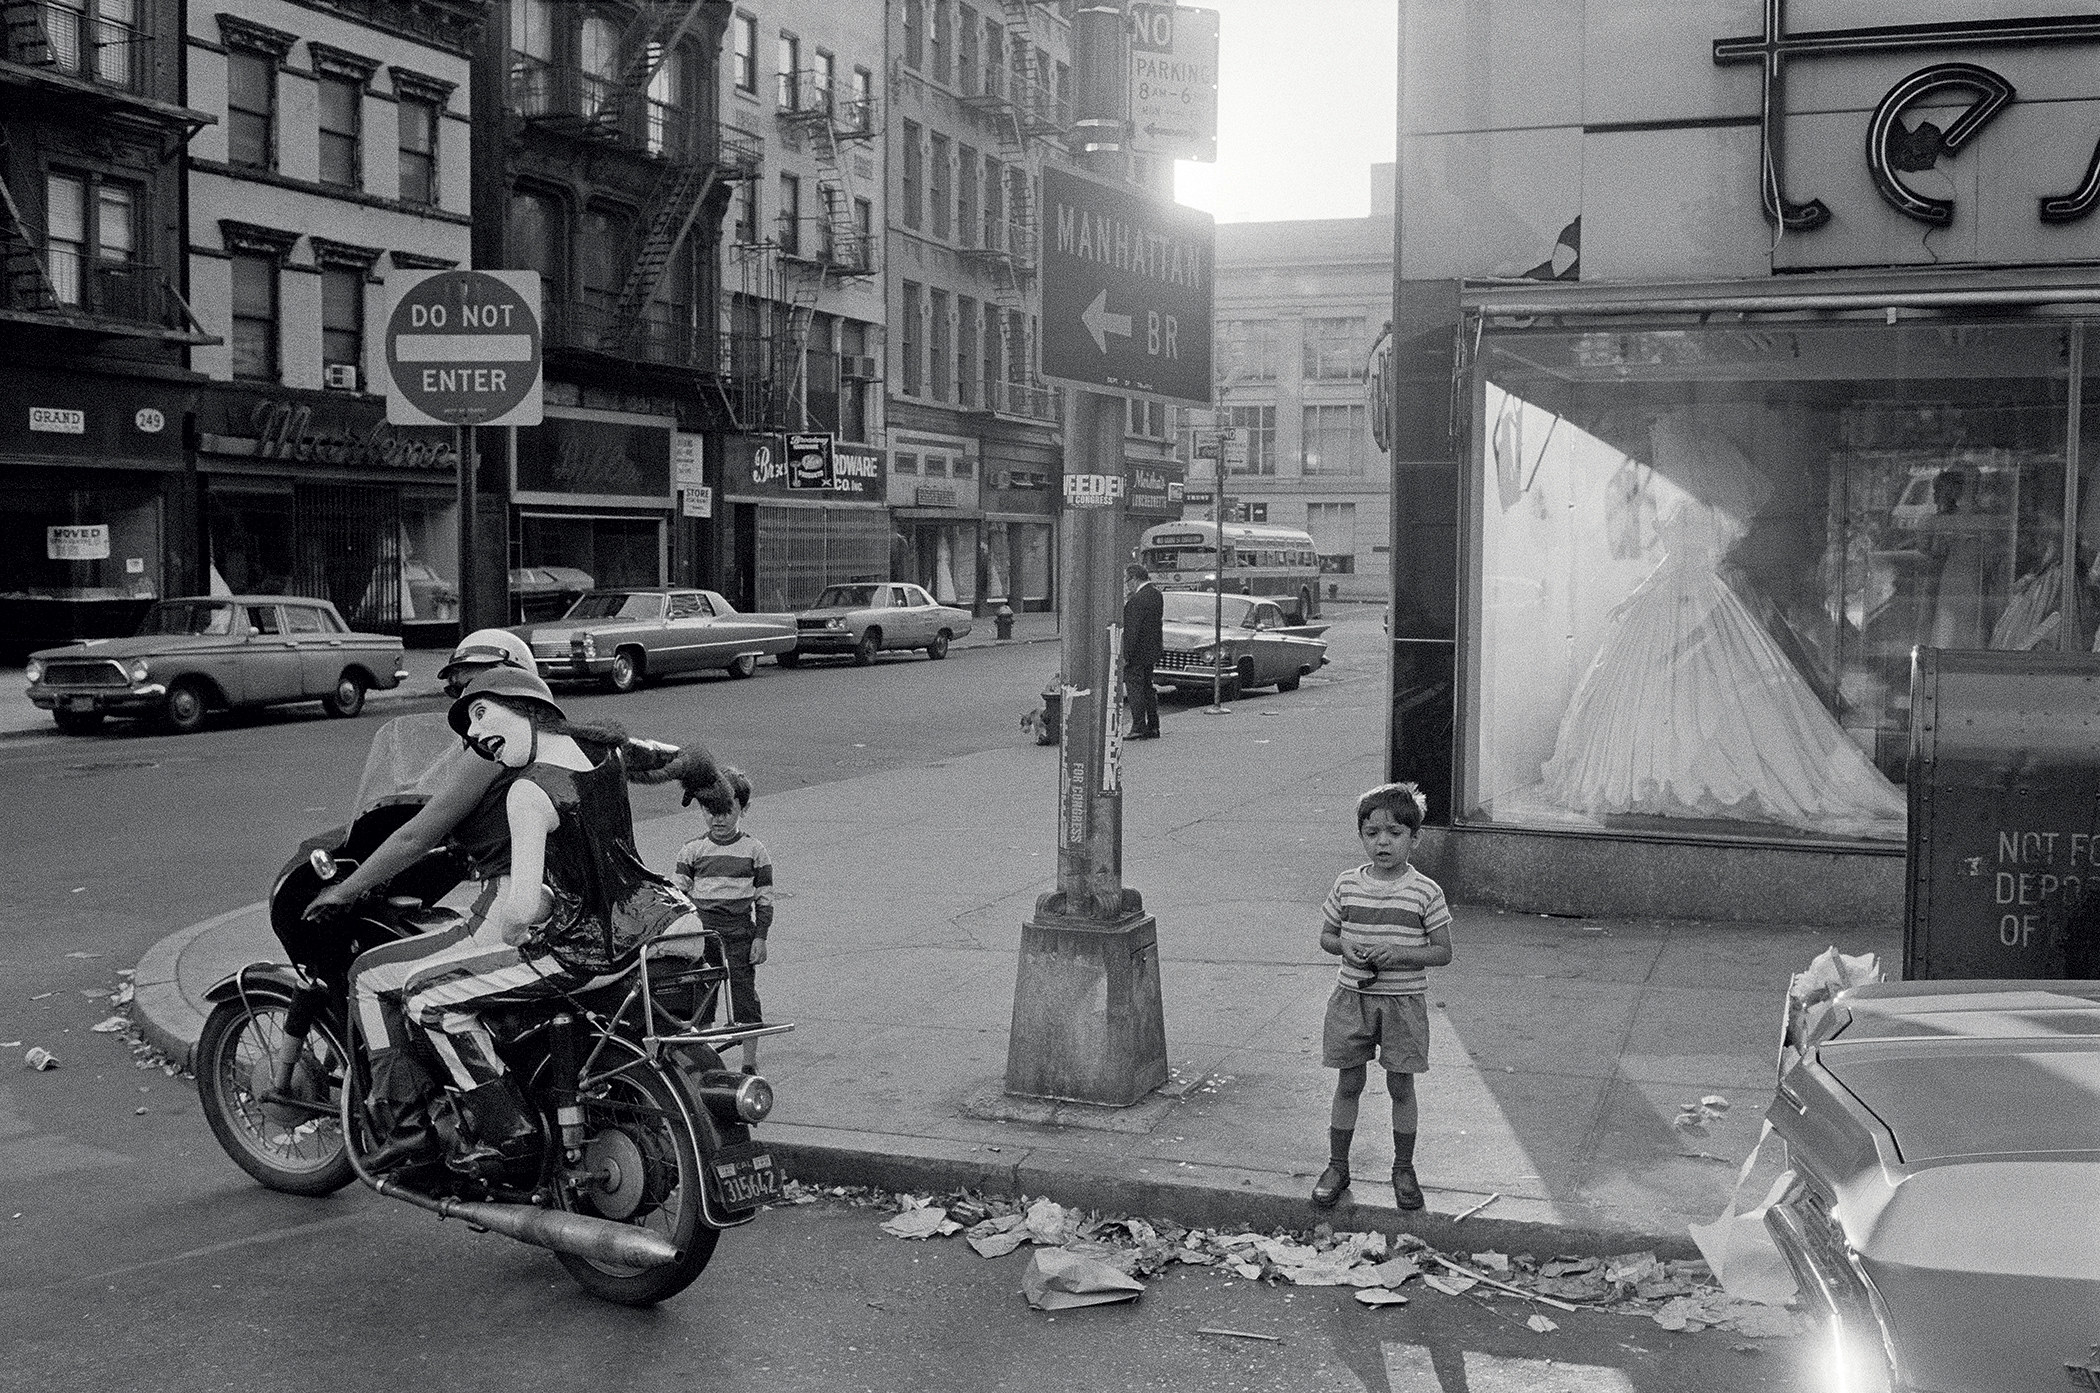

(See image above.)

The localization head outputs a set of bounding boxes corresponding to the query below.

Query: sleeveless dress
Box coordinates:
[521,749,693,975]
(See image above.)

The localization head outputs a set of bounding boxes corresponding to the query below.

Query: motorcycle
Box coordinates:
[194,714,792,1306]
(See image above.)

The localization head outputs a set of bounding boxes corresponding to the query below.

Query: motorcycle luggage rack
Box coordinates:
[574,929,794,1079]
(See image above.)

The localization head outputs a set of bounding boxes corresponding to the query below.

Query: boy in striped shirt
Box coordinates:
[1312,781,1453,1211]
[673,767,773,1073]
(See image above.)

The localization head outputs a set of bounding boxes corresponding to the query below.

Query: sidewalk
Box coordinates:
[132,619,1895,1254]
[0,610,1061,739]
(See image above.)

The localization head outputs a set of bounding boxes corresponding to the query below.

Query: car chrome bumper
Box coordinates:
[792,633,854,652]
[533,656,610,680]
[29,683,167,713]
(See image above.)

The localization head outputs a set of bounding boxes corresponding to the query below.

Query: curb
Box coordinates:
[131,903,262,1075]
[760,1128,1703,1259]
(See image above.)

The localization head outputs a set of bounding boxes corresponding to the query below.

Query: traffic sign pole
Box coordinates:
[1005,0,1169,1108]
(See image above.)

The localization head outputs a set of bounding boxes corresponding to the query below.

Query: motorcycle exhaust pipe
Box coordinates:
[375,1176,680,1269]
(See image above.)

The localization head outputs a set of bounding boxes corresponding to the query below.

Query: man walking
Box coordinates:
[1122,564,1164,739]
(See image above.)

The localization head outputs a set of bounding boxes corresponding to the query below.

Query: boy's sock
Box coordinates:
[1390,1131,1423,1210]
[1329,1127,1353,1169]
[1392,1129,1415,1168]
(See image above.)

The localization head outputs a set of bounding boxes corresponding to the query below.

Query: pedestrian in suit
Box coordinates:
[1122,564,1164,739]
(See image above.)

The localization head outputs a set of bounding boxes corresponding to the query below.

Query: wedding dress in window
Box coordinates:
[1539,418,1906,833]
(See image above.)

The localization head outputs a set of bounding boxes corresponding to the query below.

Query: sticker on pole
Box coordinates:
[1064,473,1126,508]
[385,270,543,428]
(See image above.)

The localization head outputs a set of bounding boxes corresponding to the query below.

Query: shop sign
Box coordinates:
[916,486,959,508]
[226,400,459,471]
[30,407,85,434]
[1182,485,1216,505]
[1714,6,2100,230]
[787,432,835,490]
[673,433,705,486]
[681,485,712,518]
[47,524,109,560]
[727,435,887,502]
[135,408,164,434]
[1128,460,1186,513]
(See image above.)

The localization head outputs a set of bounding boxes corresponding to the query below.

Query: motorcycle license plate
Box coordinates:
[709,1142,783,1209]
[67,696,95,712]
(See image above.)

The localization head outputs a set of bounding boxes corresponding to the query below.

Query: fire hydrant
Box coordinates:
[994,603,1015,640]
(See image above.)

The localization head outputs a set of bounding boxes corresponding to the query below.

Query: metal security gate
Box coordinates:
[294,483,401,632]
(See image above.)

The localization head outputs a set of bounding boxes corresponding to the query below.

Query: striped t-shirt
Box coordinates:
[1322,864,1451,996]
[673,832,775,941]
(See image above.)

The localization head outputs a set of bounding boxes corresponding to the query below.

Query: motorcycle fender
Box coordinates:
[202,962,313,1007]
[664,1045,770,1228]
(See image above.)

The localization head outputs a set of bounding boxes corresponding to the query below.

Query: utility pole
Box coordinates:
[1004,0,1170,1106]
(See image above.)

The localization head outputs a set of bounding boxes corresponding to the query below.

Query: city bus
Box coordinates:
[1135,520,1323,624]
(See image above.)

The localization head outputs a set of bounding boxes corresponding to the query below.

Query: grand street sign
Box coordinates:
[385,269,543,428]
[1039,165,1213,406]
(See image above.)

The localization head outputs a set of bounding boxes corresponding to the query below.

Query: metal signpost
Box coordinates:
[1005,1,1215,1108]
[384,269,544,632]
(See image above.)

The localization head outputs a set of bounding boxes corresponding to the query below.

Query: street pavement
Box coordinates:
[122,606,1900,1256]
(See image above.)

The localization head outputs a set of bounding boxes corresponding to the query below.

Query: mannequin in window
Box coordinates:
[1539,414,1905,833]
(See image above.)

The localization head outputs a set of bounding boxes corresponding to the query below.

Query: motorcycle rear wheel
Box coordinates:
[544,1048,718,1305]
[197,999,355,1196]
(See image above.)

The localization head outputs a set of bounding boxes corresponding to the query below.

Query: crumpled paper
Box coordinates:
[1020,1247,1145,1310]
[1781,946,1883,1075]
[881,1204,955,1240]
[1688,1123,1798,1308]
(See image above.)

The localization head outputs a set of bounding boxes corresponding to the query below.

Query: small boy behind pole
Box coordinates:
[672,767,773,1073]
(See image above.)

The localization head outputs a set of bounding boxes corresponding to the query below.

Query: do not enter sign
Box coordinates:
[385,270,543,427]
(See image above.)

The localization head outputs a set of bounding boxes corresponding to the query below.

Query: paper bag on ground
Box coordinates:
[1021,1247,1145,1310]
[1688,1123,1798,1308]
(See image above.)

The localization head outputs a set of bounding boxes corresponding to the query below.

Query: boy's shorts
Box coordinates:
[1321,986,1430,1073]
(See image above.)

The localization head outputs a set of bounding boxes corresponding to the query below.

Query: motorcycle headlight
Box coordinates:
[127,660,150,683]
[24,659,42,684]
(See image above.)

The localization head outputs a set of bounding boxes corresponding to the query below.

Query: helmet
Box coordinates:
[448,664,566,737]
[439,628,535,684]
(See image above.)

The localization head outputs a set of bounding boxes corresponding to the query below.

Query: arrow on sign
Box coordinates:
[1144,124,1200,139]
[1081,288,1133,354]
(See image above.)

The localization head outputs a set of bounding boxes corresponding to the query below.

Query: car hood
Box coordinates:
[33,635,239,661]
[1162,620,1246,647]
[796,606,862,620]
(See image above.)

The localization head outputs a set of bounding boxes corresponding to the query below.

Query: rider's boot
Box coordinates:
[441,1074,541,1176]
[362,1048,441,1172]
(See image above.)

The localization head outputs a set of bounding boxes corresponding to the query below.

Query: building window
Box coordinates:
[732,11,756,93]
[852,197,873,270]
[231,252,278,381]
[958,7,979,95]
[928,133,950,239]
[812,50,835,114]
[733,180,758,244]
[580,206,631,311]
[956,295,977,408]
[777,173,800,254]
[901,121,922,231]
[1303,316,1369,381]
[903,0,923,70]
[511,0,553,59]
[955,143,979,249]
[1220,318,1277,382]
[1301,404,1363,475]
[227,49,276,169]
[1127,397,1166,438]
[840,320,870,442]
[983,16,1002,98]
[398,97,438,205]
[46,0,139,87]
[318,73,362,188]
[580,15,619,114]
[1305,501,1356,574]
[321,264,363,376]
[981,301,1000,399]
[982,153,1002,246]
[1227,404,1276,475]
[900,280,922,396]
[508,186,564,295]
[930,288,951,401]
[777,31,799,109]
[45,174,140,316]
[930,0,950,84]
[850,66,873,130]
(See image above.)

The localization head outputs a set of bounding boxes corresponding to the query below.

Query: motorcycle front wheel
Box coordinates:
[197,998,356,1197]
[543,1045,718,1305]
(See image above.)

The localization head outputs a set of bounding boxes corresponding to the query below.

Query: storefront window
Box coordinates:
[1018,521,1050,605]
[0,484,161,601]
[400,497,459,623]
[520,514,662,591]
[983,520,1011,602]
[753,506,888,610]
[1467,317,2097,846]
[208,488,295,595]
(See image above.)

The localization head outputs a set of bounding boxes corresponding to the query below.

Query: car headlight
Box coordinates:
[1188,645,1215,662]
[827,618,847,630]
[24,659,42,684]
[580,633,597,658]
[127,660,150,683]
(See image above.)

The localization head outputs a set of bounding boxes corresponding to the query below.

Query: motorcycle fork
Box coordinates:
[269,985,328,1093]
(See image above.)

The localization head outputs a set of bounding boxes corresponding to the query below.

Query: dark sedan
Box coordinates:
[1150,591,1327,700]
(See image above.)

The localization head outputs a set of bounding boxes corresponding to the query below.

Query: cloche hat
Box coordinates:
[448,664,566,736]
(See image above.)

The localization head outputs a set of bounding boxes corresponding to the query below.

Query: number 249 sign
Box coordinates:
[1063,473,1127,508]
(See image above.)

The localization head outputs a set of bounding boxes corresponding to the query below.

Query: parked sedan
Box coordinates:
[25,596,406,735]
[516,587,797,692]
[1151,591,1327,699]
[783,582,972,665]
[1765,979,2100,1392]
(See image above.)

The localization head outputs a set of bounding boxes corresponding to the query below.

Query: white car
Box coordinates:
[784,582,973,665]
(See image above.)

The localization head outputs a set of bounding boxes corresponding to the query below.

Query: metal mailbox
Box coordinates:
[1907,647,2100,980]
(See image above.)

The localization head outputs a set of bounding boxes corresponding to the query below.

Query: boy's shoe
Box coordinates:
[1311,1163,1350,1208]
[1390,1165,1424,1211]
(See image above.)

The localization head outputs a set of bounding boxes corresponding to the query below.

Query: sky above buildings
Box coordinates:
[1170,0,1397,223]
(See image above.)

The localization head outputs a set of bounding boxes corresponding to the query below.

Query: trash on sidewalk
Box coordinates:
[1453,1192,1501,1221]
[23,1046,57,1070]
[1689,1123,1799,1310]
[1196,1327,1279,1342]
[1780,945,1884,1076]
[880,1204,955,1240]
[1422,1272,1478,1296]
[1020,1248,1144,1310]
[967,1228,1029,1259]
[1526,1313,1559,1333]
[1470,1251,1510,1274]
[90,1016,126,1034]
[1354,1288,1409,1307]
[1672,1096,1730,1133]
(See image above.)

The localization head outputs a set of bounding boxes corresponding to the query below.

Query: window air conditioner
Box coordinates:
[323,363,360,391]
[842,354,879,381]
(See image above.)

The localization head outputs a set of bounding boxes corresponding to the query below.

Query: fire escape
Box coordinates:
[0,0,216,344]
[954,0,1064,421]
[508,0,755,406]
[732,67,879,432]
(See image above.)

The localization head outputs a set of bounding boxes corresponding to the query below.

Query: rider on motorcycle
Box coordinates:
[312,629,720,1172]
